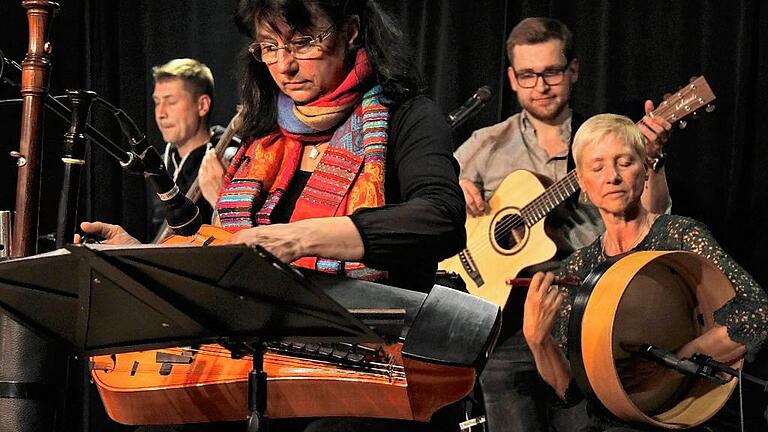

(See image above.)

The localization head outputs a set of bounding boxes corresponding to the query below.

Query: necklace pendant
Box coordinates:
[308,145,320,159]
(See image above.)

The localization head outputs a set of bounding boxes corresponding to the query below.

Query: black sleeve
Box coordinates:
[349,96,466,270]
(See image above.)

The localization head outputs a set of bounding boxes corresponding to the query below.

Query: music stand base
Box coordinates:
[247,342,268,432]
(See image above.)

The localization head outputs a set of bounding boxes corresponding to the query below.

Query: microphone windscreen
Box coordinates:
[476,85,492,102]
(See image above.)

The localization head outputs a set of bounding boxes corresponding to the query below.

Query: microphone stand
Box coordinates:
[639,344,768,391]
[2,51,132,165]
[4,50,202,243]
[687,353,768,393]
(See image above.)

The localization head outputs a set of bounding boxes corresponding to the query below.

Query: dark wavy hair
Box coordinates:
[234,0,425,139]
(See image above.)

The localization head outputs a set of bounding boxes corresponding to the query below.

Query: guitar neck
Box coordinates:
[184,112,242,202]
[518,112,652,226]
[520,170,580,226]
[518,76,715,227]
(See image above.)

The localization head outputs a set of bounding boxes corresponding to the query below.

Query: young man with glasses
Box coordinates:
[453,17,672,432]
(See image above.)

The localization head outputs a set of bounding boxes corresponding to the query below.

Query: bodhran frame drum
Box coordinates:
[568,251,742,429]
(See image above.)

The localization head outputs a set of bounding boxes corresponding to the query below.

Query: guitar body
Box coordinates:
[439,170,557,307]
[92,343,475,425]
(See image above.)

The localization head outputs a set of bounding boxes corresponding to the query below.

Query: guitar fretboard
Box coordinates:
[520,170,580,227]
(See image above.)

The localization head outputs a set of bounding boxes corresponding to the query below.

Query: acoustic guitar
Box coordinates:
[439,77,716,307]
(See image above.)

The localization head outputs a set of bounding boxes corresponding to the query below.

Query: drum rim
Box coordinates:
[568,253,624,408]
[568,250,739,428]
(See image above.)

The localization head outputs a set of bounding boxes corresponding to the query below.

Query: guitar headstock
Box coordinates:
[653,76,716,128]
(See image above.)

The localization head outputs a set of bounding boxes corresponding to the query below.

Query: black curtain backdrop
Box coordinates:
[1,0,767,429]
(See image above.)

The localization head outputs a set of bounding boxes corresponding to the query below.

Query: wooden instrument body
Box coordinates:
[91,228,487,424]
[92,343,476,425]
[13,0,60,257]
[438,170,557,307]
[159,224,232,245]
[570,251,741,429]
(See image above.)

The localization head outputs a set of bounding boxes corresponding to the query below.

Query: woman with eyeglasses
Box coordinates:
[201,0,466,292]
[83,0,464,291]
[82,1,465,430]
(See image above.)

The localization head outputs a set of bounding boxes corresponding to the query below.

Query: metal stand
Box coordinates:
[247,343,269,432]
[221,339,270,432]
[689,353,768,392]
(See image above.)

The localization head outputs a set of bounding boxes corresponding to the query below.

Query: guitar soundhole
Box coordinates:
[493,214,526,252]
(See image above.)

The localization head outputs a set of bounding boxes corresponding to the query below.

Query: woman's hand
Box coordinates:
[226,217,364,264]
[638,99,673,159]
[75,221,141,245]
[199,146,226,208]
[521,271,573,398]
[523,272,564,347]
[228,223,308,263]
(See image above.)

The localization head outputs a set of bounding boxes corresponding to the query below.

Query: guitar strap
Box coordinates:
[566,111,586,172]
[565,111,586,206]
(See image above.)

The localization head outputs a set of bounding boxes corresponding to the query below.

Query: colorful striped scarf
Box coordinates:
[217,50,389,280]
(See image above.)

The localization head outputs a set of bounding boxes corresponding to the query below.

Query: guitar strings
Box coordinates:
[183,344,407,374]
[93,345,407,378]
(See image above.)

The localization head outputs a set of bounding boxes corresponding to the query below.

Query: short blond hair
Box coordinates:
[152,58,214,99]
[572,113,647,170]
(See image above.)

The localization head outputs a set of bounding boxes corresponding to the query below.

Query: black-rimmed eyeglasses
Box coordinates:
[513,62,571,88]
[248,24,336,64]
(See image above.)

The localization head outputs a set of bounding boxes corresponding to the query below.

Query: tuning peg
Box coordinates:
[692,111,700,120]
[678,120,688,129]
[690,76,698,83]
[663,92,672,100]
[705,104,715,113]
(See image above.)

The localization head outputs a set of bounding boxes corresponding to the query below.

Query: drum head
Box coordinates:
[569,251,740,429]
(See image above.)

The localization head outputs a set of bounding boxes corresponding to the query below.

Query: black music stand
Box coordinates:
[0,243,383,432]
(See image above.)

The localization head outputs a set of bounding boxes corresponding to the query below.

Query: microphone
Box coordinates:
[637,344,728,385]
[447,85,492,129]
[100,99,202,236]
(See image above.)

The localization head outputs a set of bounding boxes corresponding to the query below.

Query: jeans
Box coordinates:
[479,332,589,432]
